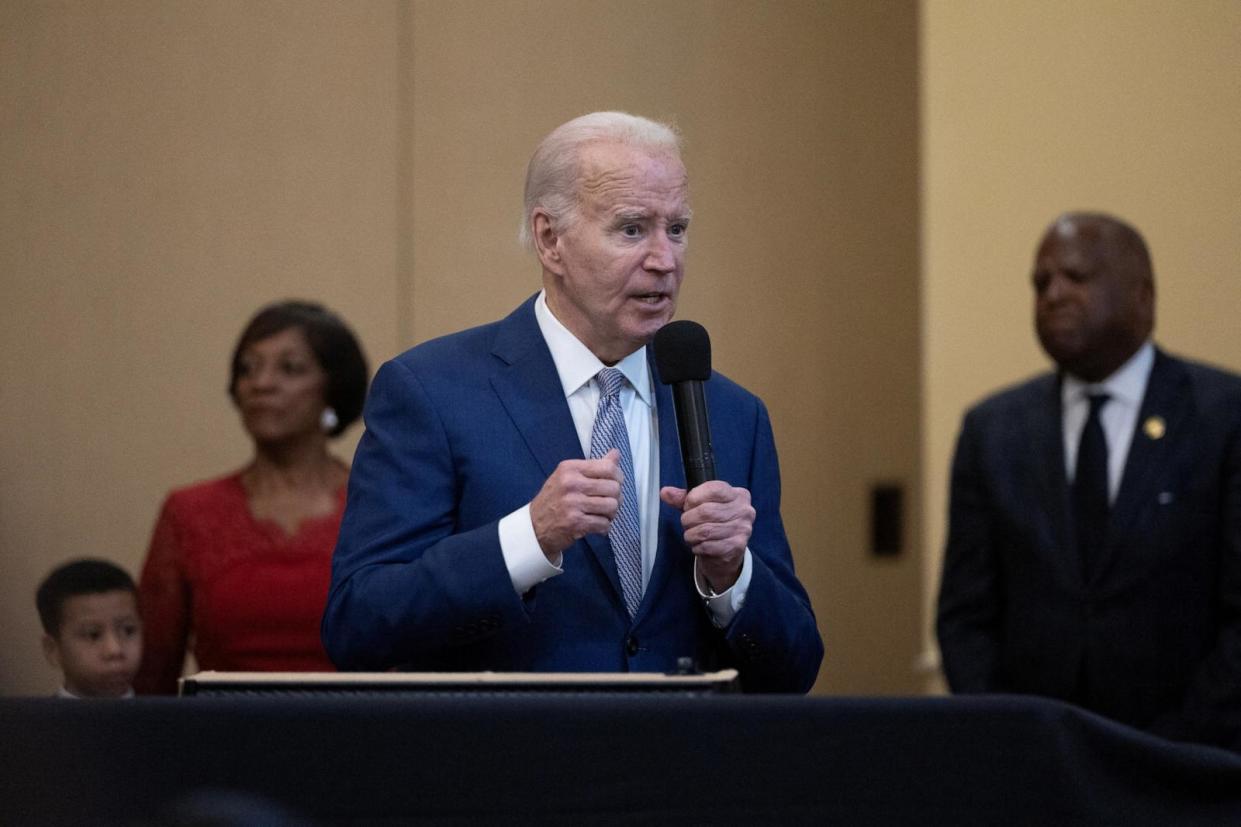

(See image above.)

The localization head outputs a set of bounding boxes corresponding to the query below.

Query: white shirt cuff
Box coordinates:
[499,503,563,596]
[695,549,752,628]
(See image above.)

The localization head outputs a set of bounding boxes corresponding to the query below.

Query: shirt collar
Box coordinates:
[1061,340,1155,409]
[534,291,652,407]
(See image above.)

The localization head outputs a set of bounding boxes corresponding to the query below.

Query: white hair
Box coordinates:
[519,111,682,250]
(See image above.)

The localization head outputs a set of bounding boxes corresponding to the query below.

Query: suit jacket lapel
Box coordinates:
[1028,374,1075,581]
[488,296,625,604]
[489,297,584,477]
[1100,349,1187,581]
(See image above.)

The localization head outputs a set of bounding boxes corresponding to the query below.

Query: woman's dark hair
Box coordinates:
[228,300,369,437]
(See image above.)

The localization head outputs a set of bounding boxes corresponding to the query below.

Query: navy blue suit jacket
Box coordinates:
[937,348,1241,747]
[322,296,823,692]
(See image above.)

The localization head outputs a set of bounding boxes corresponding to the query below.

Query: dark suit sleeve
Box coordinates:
[321,359,530,671]
[721,399,824,693]
[1148,419,1241,748]
[937,409,1003,693]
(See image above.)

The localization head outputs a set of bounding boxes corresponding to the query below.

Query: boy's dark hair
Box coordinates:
[35,559,136,637]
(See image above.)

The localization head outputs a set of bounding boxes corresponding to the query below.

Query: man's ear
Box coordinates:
[41,633,61,670]
[532,209,564,275]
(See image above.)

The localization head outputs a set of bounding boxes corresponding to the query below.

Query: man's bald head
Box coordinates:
[1052,212,1153,280]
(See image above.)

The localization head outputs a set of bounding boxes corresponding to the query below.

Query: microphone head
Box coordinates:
[654,320,711,384]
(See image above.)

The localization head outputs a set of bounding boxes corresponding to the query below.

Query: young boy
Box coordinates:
[36,559,143,698]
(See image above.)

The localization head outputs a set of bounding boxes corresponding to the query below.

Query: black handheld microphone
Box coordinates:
[653,320,715,488]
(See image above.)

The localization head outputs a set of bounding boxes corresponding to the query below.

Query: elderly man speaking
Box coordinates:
[322,112,822,693]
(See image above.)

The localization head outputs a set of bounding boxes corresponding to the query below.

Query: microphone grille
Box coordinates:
[653,320,711,384]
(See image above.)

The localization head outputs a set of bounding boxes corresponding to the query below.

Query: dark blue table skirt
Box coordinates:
[3,693,1240,825]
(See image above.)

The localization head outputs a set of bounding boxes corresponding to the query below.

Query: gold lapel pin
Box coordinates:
[1144,416,1166,440]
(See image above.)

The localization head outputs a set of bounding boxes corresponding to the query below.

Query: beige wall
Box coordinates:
[1,0,403,693]
[920,0,1241,684]
[1,1,921,695]
[9,0,1235,702]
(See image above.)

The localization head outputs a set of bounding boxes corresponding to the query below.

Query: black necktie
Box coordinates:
[1074,393,1110,577]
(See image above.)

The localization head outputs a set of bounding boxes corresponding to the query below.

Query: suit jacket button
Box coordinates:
[626,636,640,656]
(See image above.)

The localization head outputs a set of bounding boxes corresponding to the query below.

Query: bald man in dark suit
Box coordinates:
[937,212,1241,749]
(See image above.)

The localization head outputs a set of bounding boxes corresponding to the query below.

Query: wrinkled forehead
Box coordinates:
[575,142,689,206]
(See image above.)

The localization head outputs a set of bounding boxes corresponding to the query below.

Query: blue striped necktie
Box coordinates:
[589,368,643,618]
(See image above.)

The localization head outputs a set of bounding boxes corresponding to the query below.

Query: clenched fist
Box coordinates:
[530,448,624,561]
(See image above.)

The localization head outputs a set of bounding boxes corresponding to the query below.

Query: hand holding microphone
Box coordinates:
[655,321,752,591]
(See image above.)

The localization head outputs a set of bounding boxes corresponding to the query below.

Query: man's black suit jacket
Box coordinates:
[937,347,1241,749]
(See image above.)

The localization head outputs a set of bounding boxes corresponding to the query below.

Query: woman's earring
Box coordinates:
[320,407,339,433]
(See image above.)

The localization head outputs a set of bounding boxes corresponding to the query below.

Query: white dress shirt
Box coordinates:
[497,291,750,625]
[1061,341,1155,502]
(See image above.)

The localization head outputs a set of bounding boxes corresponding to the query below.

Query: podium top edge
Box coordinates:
[179,669,739,687]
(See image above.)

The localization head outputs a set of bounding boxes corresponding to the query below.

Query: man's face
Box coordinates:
[43,590,142,697]
[538,142,690,364]
[1032,218,1152,381]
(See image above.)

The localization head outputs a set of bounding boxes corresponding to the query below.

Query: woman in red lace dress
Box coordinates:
[134,301,368,694]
